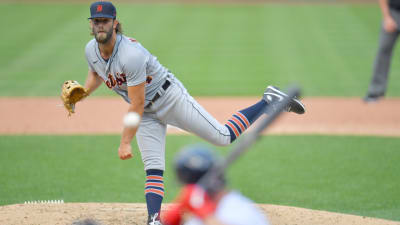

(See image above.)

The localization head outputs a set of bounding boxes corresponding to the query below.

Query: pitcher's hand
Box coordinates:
[118,143,133,160]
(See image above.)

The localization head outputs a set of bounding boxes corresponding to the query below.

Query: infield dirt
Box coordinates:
[1,203,399,225]
[1,97,399,136]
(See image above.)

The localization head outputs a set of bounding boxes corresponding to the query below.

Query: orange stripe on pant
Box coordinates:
[145,188,164,197]
[146,182,164,188]
[231,117,245,132]
[236,112,250,127]
[226,121,240,137]
[146,175,163,181]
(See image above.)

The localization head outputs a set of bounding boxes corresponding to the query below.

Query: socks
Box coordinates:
[145,169,164,219]
[225,100,267,142]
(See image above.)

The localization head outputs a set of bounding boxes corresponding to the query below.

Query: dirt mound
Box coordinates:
[0,203,398,225]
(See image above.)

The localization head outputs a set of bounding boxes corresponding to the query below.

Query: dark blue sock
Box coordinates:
[225,100,267,142]
[145,169,164,218]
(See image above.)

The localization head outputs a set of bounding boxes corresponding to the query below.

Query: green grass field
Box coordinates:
[0,135,399,221]
[1,2,400,223]
[1,3,400,96]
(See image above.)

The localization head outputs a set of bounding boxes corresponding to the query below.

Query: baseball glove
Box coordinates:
[61,80,88,116]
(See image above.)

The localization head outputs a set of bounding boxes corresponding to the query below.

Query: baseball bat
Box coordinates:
[198,85,302,193]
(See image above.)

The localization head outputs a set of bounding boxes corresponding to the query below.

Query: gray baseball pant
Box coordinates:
[367,9,400,97]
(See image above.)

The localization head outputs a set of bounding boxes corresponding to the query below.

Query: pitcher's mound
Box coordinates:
[0,203,398,225]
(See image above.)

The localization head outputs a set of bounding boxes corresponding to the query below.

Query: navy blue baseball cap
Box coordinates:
[89,1,116,19]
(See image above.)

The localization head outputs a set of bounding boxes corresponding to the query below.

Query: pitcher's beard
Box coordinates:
[95,29,113,44]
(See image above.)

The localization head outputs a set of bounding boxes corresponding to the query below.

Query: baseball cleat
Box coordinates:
[148,220,162,225]
[148,213,163,225]
[263,85,305,114]
[363,93,383,103]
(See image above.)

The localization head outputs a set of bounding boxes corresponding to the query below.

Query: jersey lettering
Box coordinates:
[105,73,127,89]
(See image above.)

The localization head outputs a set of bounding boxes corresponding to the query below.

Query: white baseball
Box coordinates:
[123,112,141,128]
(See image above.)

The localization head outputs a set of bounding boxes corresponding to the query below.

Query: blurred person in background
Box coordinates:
[364,0,400,102]
[162,145,271,225]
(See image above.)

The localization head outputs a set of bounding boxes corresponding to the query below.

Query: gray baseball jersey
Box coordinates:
[85,34,169,105]
[85,34,231,171]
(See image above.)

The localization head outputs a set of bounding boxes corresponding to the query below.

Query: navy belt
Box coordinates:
[145,79,171,108]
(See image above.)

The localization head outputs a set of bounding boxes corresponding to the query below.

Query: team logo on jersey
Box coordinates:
[105,73,126,89]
